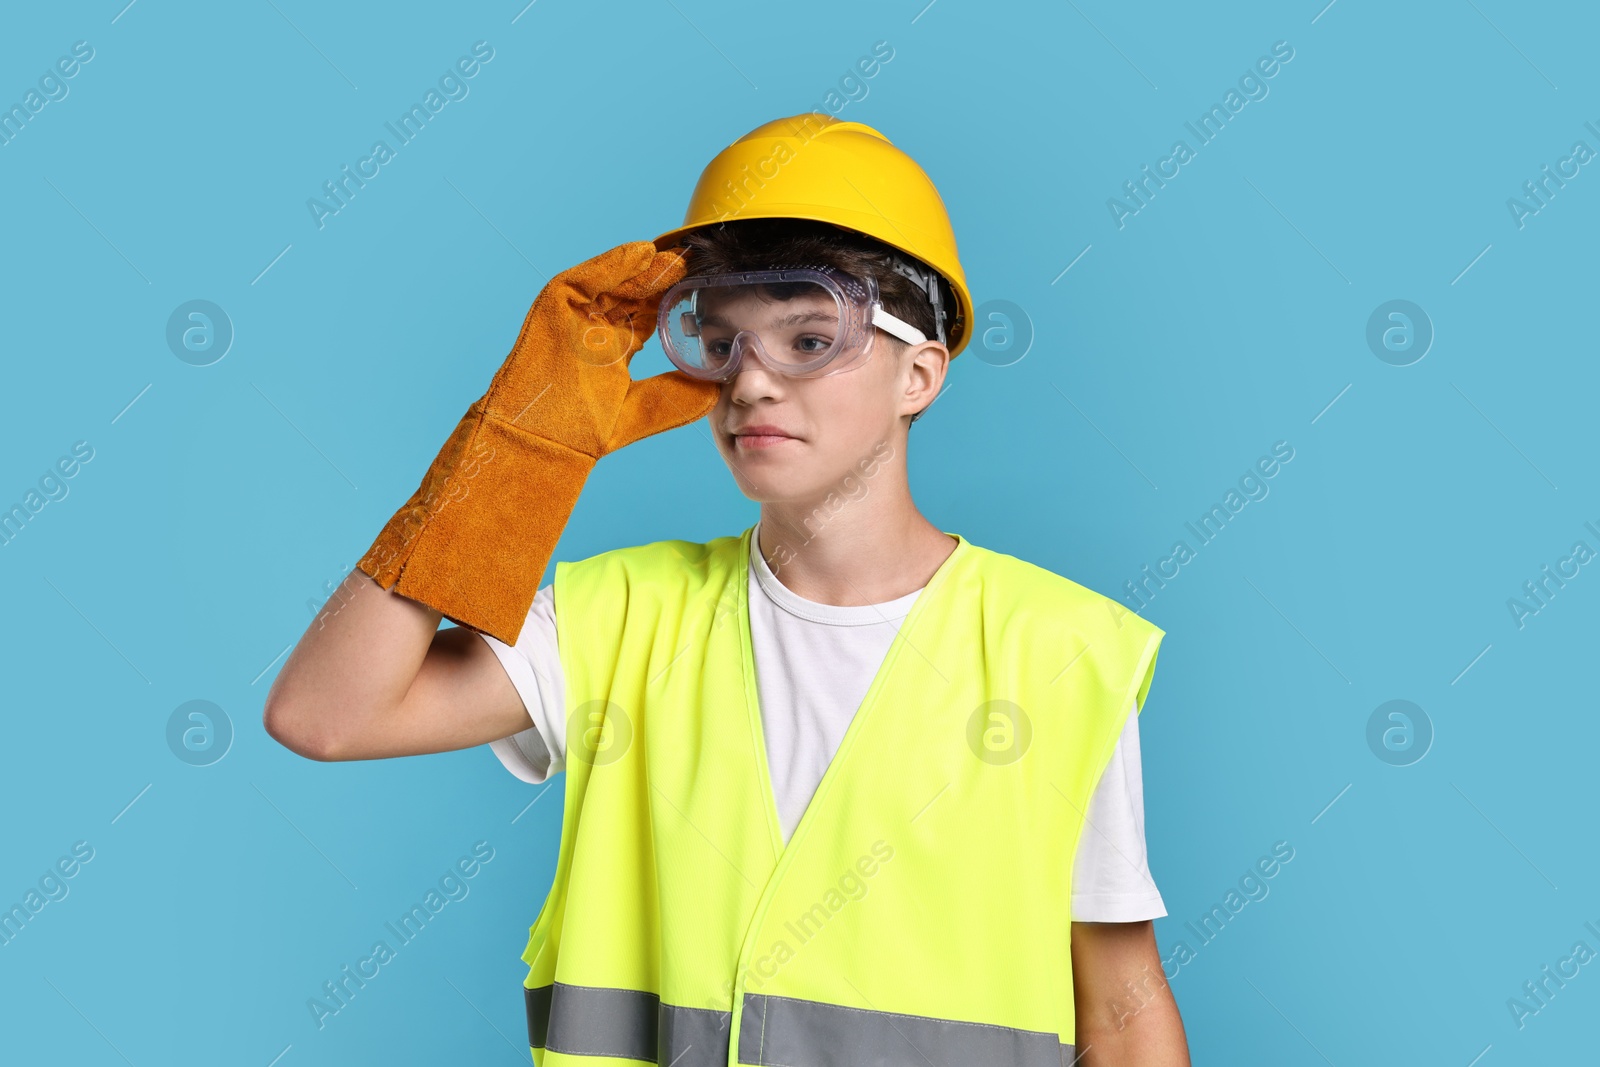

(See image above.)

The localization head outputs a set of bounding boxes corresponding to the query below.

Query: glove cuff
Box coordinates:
[356,406,597,645]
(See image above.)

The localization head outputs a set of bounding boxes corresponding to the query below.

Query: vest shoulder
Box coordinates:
[557,532,742,581]
[963,540,1165,641]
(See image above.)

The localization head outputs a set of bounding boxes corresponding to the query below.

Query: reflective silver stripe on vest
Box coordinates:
[525,982,731,1064]
[526,983,1072,1066]
[738,992,1073,1067]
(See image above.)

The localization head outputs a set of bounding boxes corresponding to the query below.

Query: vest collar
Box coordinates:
[732,522,972,862]
[747,518,928,625]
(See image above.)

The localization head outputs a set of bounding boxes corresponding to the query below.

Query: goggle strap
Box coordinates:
[871,306,928,347]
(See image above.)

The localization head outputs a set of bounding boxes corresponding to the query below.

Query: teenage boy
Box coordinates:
[265,114,1189,1066]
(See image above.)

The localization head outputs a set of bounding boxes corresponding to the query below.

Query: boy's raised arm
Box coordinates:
[262,567,529,761]
[263,242,719,762]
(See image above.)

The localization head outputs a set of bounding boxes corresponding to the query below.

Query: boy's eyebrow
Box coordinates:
[700,310,837,329]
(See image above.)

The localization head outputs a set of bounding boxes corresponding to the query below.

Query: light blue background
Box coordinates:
[2,1,1596,1063]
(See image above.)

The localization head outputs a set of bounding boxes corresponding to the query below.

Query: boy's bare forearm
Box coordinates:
[1072,920,1191,1066]
[263,568,442,759]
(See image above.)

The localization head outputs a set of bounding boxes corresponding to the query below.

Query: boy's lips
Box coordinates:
[729,424,799,449]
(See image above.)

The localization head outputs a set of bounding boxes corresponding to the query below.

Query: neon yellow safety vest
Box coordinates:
[520,524,1164,1066]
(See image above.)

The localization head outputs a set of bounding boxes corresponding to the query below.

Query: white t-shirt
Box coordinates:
[481,526,1167,922]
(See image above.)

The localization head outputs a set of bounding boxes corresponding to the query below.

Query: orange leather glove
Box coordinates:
[355,241,718,645]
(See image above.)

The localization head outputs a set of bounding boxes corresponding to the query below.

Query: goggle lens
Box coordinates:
[657,268,876,380]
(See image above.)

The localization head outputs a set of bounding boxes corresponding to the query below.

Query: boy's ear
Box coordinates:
[902,340,949,415]
[913,339,951,377]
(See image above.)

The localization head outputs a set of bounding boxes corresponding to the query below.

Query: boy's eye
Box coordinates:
[705,336,831,356]
[698,332,836,365]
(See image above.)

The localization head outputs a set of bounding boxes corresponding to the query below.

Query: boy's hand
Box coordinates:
[354,241,721,645]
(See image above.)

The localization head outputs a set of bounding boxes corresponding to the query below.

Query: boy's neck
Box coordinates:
[754,501,958,607]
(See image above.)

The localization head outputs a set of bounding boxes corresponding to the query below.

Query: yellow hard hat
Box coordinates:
[654,114,974,359]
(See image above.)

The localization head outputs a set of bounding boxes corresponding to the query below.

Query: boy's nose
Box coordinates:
[724,337,790,398]
[725,332,781,377]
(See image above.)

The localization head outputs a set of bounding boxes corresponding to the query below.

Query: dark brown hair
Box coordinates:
[677,218,952,424]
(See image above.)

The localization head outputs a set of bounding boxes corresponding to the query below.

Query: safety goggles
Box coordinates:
[655,265,933,381]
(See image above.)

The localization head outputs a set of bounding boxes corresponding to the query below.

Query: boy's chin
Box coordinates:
[731,472,857,509]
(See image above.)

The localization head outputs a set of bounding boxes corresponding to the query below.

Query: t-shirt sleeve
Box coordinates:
[479,583,567,784]
[1070,700,1168,922]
